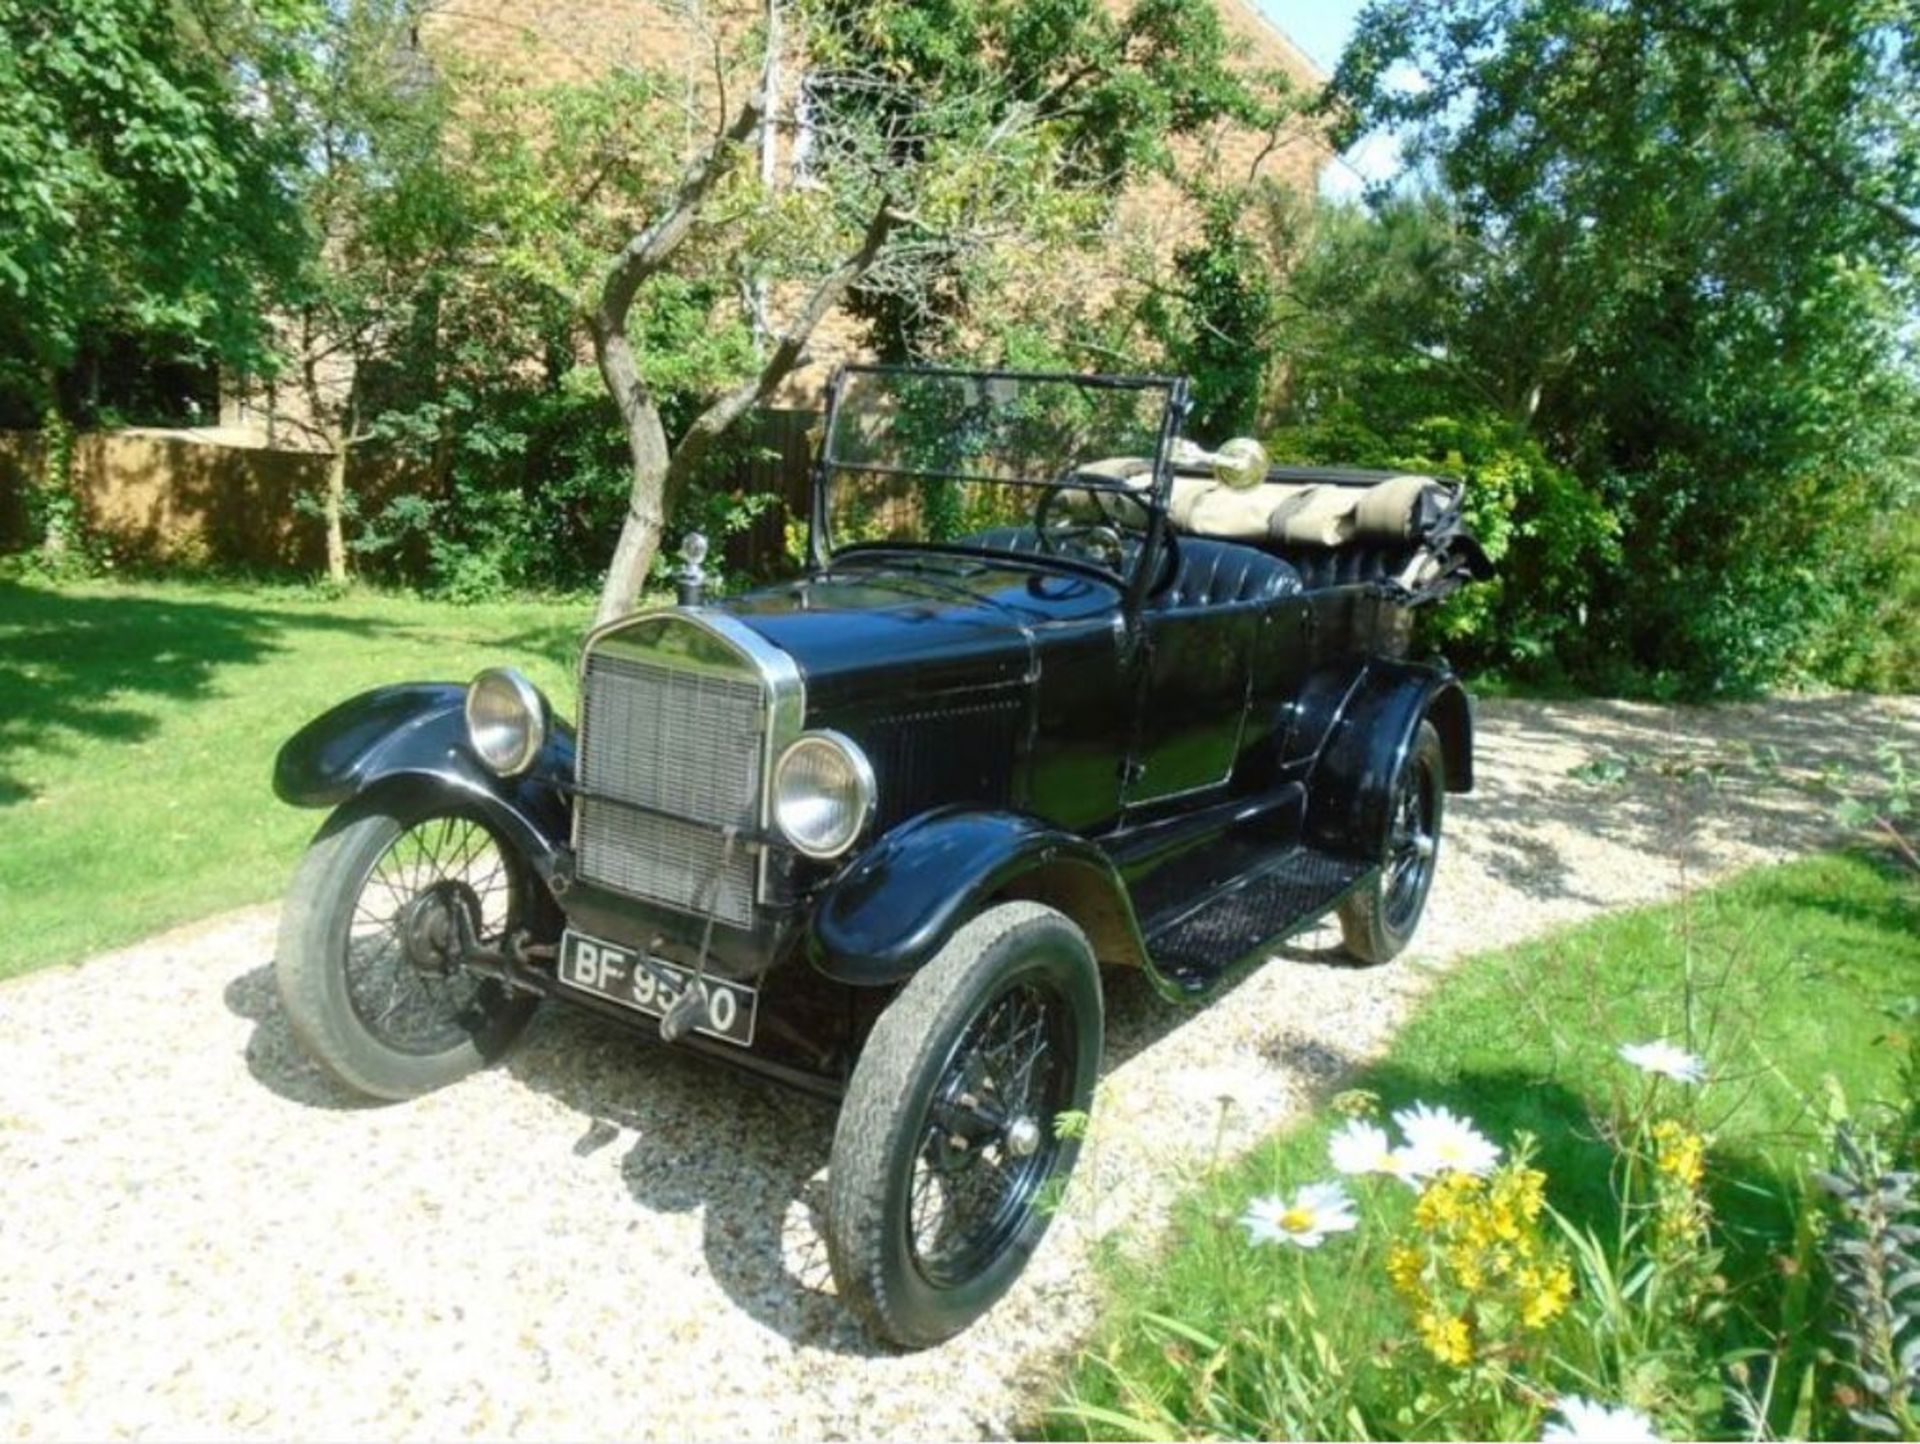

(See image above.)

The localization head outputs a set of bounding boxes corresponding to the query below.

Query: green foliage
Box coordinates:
[1149,199,1278,442]
[0,0,305,390]
[1825,742,1920,878]
[808,0,1300,359]
[1817,1127,1920,1440]
[1046,852,1920,1440]
[1290,0,1920,696]
[1267,400,1617,674]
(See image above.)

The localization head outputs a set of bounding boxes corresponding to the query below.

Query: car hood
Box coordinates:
[721,557,1121,710]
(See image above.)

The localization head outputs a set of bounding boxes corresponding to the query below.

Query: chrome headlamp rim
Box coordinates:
[773,728,876,860]
[464,666,546,777]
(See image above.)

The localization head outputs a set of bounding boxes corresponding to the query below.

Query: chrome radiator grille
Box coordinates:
[575,648,766,927]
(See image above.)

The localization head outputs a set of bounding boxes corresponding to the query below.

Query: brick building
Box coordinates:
[416,0,1332,400]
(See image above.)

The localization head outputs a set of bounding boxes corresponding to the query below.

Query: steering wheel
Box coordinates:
[1033,474,1180,596]
[1033,482,1128,571]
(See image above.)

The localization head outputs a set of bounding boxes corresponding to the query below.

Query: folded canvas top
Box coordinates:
[1168,473,1451,547]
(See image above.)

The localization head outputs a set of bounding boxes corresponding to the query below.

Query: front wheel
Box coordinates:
[1337,720,1447,965]
[825,902,1102,1349]
[275,797,541,1101]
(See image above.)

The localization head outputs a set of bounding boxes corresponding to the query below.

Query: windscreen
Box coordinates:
[819,367,1178,570]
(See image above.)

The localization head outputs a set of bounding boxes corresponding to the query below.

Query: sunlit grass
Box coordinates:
[0,575,594,980]
[1043,852,1919,1440]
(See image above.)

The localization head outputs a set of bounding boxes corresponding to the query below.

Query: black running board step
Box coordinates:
[1144,847,1372,993]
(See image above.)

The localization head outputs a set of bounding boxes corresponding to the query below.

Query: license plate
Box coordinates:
[557,931,757,1048]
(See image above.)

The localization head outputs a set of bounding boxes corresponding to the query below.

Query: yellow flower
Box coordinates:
[1494,1166,1548,1223]
[1417,1310,1474,1366]
[1463,1197,1522,1248]
[1448,1242,1487,1293]
[1414,1172,1483,1231]
[1386,1243,1427,1302]
[1652,1120,1706,1189]
[1518,1261,1575,1328]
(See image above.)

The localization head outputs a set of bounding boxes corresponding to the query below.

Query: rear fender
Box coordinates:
[1305,660,1472,860]
[809,807,1149,988]
[273,683,576,881]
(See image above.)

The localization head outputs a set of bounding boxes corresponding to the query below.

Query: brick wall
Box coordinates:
[423,0,1331,402]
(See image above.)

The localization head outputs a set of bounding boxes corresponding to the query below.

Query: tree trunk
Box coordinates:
[323,437,349,585]
[594,327,675,625]
[38,368,74,562]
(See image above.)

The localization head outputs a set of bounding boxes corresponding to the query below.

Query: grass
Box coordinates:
[0,574,595,981]
[1044,850,1920,1439]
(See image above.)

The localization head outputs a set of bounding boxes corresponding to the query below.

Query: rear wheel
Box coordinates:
[275,797,540,1101]
[1337,721,1446,965]
[826,902,1102,1349]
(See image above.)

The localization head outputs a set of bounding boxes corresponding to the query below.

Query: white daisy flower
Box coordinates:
[1327,1119,1421,1185]
[1393,1101,1502,1178]
[1329,1119,1393,1174]
[1542,1395,1661,1442]
[1240,1181,1359,1249]
[1618,1040,1707,1085]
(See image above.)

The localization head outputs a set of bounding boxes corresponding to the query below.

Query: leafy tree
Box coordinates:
[267,0,525,584]
[0,0,305,553]
[527,0,1299,621]
[1260,195,1619,671]
[1143,196,1281,442]
[1319,0,1919,694]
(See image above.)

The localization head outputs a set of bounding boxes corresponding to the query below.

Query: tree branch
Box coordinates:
[593,86,768,332]
[663,201,900,493]
[1658,13,1919,242]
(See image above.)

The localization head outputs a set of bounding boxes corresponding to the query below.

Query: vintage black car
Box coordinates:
[272,366,1487,1347]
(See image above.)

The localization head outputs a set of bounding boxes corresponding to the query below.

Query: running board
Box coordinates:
[1143,846,1374,994]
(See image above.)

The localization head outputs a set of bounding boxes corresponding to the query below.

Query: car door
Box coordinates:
[1122,599,1261,806]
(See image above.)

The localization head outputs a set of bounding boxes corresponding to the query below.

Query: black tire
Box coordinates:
[826,901,1102,1349]
[275,797,540,1101]
[1337,720,1447,966]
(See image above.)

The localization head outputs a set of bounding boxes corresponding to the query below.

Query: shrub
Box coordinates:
[1265,404,1617,678]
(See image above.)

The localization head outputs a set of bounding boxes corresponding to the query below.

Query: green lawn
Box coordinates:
[1045,851,1920,1440]
[0,575,593,980]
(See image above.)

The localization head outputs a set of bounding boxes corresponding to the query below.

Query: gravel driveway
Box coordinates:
[3,694,1914,1441]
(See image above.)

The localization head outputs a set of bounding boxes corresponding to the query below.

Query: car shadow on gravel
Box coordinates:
[223,964,381,1110]
[225,950,1261,1353]
[506,972,1254,1356]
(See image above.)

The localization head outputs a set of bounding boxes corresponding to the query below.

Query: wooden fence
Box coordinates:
[0,410,821,578]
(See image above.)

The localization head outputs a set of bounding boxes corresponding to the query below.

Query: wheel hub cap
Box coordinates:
[397,880,480,974]
[1005,1114,1042,1158]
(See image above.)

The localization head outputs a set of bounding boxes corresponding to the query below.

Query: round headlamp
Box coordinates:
[464,667,546,777]
[773,730,876,860]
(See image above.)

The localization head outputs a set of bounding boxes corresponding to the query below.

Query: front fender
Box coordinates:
[273,683,576,879]
[809,807,1145,987]
[1306,660,1472,859]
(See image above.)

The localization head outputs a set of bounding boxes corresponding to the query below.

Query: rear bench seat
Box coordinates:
[961,469,1454,600]
[1166,471,1452,592]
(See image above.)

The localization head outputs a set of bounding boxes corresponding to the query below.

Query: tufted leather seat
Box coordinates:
[964,525,1057,559]
[960,527,1303,610]
[1158,537,1303,608]
[1268,544,1407,592]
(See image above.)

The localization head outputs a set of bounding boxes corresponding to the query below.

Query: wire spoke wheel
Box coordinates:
[276,798,542,1100]
[1382,752,1438,930]
[343,815,521,1055]
[1337,721,1447,966]
[826,901,1102,1348]
[908,981,1068,1287]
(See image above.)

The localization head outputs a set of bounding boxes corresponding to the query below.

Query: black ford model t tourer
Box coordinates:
[272,366,1487,1347]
